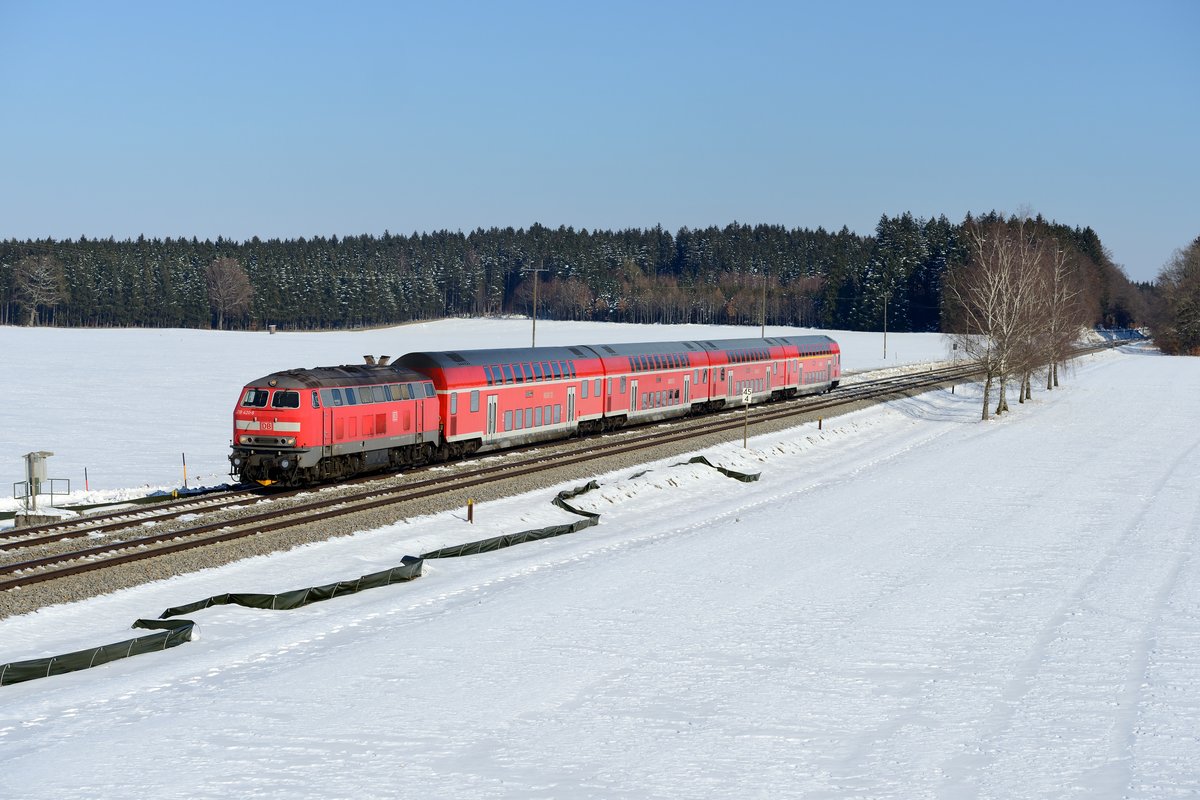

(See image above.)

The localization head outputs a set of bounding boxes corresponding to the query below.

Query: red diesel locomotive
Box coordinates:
[229,335,840,485]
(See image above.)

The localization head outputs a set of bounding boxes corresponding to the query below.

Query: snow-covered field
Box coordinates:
[2,320,1197,799]
[0,319,947,508]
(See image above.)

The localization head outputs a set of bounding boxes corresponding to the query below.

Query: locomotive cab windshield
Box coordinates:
[241,388,269,407]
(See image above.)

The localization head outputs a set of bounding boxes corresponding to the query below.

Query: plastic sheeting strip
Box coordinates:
[420,481,602,559]
[420,458,758,559]
[0,559,422,687]
[158,556,424,619]
[0,619,195,687]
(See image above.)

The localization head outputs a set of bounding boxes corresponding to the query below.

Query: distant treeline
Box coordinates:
[0,213,1147,332]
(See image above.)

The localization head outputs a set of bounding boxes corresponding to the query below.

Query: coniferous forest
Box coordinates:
[0,213,1148,334]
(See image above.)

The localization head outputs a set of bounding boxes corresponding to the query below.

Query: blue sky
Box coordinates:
[1,1,1196,282]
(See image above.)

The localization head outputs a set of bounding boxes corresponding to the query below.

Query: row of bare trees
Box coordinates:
[5,251,252,329]
[944,219,1092,420]
[1149,236,1200,355]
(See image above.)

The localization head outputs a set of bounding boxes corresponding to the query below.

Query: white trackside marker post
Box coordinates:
[742,387,752,448]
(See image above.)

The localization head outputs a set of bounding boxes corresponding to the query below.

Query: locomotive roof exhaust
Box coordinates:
[363,355,376,365]
[363,355,392,366]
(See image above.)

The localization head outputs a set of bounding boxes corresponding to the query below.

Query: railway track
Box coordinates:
[2,346,1117,601]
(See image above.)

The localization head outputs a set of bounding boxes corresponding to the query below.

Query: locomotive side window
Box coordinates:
[331,388,344,406]
[271,390,300,409]
[620,376,626,393]
[311,391,320,409]
[345,388,358,405]
[241,389,270,407]
[425,383,435,398]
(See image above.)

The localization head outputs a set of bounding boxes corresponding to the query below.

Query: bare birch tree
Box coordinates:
[945,221,1045,419]
[205,256,254,330]
[1042,243,1086,389]
[13,254,67,326]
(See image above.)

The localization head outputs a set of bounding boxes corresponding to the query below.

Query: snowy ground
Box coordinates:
[2,322,1197,799]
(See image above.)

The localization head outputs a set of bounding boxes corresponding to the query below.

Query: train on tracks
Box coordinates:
[230,335,841,486]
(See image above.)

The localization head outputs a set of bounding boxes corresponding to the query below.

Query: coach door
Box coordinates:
[727,369,735,398]
[683,374,690,404]
[567,386,576,423]
[487,395,498,436]
[630,379,639,412]
[323,407,334,455]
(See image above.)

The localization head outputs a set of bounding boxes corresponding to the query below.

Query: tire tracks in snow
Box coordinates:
[944,433,1200,799]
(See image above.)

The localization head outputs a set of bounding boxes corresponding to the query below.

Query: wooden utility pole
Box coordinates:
[523,265,548,347]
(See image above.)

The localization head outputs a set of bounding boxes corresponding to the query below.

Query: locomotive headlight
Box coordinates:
[239,435,254,445]
[283,437,296,446]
